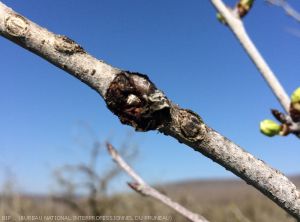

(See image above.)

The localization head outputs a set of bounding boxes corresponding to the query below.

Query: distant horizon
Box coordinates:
[7,173,300,196]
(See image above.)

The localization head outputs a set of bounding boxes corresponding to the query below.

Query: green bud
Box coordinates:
[216,13,227,25]
[240,0,254,9]
[260,119,281,137]
[237,0,254,18]
[291,87,300,104]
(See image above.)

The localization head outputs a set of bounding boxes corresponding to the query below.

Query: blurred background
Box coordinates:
[0,0,299,221]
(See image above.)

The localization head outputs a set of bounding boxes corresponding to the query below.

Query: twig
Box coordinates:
[106,143,209,222]
[229,204,252,222]
[271,109,300,136]
[211,0,291,113]
[266,0,300,23]
[0,2,300,219]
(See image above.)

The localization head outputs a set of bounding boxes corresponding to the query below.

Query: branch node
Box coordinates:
[236,0,254,18]
[105,71,171,131]
[127,182,145,195]
[54,35,85,55]
[271,109,288,124]
[179,109,206,142]
[4,13,28,37]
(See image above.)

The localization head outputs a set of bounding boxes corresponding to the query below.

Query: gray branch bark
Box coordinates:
[267,0,300,23]
[0,2,300,220]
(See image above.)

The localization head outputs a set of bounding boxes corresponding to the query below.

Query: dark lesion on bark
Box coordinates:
[178,109,206,142]
[105,71,171,131]
[105,71,208,141]
[160,107,207,145]
[54,35,85,55]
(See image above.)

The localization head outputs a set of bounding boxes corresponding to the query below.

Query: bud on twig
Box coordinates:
[216,0,254,25]
[290,87,300,122]
[260,119,281,137]
[271,109,288,124]
[217,13,227,25]
[291,87,300,109]
[237,0,254,18]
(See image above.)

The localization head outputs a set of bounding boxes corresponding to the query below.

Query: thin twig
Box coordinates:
[106,143,209,222]
[229,204,252,222]
[211,0,291,113]
[266,0,300,23]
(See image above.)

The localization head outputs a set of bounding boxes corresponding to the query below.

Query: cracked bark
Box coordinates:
[0,2,300,220]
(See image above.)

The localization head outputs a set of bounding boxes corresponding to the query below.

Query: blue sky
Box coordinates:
[0,0,299,194]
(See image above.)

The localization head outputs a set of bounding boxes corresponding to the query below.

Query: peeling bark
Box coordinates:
[0,2,300,220]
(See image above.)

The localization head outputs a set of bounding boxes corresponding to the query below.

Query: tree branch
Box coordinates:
[106,143,209,222]
[267,0,300,23]
[0,2,300,219]
[211,0,291,113]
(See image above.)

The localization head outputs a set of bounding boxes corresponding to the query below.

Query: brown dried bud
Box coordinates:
[290,104,300,122]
